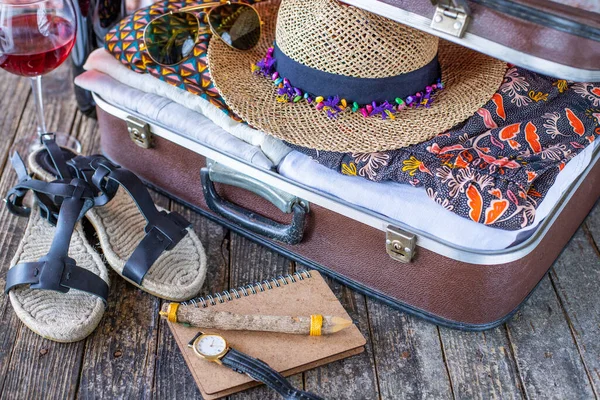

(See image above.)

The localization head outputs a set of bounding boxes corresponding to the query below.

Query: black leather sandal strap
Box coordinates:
[11,152,30,182]
[5,188,31,218]
[60,264,109,303]
[5,184,62,223]
[33,143,116,208]
[93,163,191,242]
[221,348,324,400]
[91,160,166,223]
[66,155,117,206]
[5,153,34,218]
[87,159,191,285]
[48,153,191,286]
[4,188,109,305]
[4,261,109,305]
[10,179,92,199]
[41,136,73,180]
[5,152,81,224]
[6,178,95,223]
[4,262,41,288]
[4,149,107,302]
[121,226,174,284]
[121,210,190,285]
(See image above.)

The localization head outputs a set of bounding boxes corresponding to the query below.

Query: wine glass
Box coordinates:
[0,0,81,152]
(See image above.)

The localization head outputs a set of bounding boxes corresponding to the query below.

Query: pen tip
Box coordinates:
[330,317,354,332]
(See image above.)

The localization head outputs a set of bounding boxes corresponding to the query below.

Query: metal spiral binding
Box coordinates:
[180,270,312,308]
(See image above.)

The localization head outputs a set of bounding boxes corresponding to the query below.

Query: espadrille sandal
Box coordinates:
[28,137,207,301]
[4,153,109,342]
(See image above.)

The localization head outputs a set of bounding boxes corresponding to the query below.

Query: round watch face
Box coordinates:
[195,335,227,357]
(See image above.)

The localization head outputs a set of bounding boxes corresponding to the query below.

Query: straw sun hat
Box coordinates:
[208,0,508,153]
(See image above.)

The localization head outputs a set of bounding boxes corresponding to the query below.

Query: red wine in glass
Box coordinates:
[0,14,76,77]
[0,0,81,152]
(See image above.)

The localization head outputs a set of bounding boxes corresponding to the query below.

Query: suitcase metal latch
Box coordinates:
[126,116,153,149]
[386,225,416,263]
[430,0,470,38]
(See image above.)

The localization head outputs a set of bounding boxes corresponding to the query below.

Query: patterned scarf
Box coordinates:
[287,68,600,230]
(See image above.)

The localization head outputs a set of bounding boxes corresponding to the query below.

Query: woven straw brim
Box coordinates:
[29,151,208,302]
[9,207,108,342]
[208,0,508,153]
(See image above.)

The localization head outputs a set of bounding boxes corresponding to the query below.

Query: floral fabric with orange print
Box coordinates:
[288,67,600,230]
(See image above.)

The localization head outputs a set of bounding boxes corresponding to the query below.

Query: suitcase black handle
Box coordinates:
[200,166,309,245]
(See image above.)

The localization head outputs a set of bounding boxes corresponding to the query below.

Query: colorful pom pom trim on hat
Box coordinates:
[251,46,445,120]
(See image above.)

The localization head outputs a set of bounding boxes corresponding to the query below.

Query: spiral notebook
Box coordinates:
[166,270,366,399]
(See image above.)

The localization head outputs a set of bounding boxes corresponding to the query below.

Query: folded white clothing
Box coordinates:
[83,48,292,165]
[75,70,274,169]
[278,144,597,251]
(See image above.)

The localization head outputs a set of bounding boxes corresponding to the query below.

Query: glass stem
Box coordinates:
[30,76,47,137]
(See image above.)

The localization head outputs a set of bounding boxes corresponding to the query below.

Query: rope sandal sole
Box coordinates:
[7,207,108,342]
[28,144,207,302]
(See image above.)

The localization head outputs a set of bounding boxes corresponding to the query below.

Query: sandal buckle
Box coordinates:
[144,211,190,251]
[30,257,76,294]
[39,132,56,145]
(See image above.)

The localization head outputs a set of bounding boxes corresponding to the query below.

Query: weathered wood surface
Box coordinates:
[439,326,523,399]
[0,65,86,400]
[506,275,595,399]
[228,233,305,400]
[1,67,600,400]
[0,70,32,396]
[368,302,453,400]
[557,217,600,394]
[154,204,230,400]
[303,274,380,400]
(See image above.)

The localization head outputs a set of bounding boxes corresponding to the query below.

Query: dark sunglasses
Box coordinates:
[143,1,261,66]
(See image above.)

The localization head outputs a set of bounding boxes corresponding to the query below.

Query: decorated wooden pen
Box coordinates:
[159,303,353,336]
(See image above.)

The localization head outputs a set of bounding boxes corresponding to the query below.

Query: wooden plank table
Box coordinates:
[0,65,598,400]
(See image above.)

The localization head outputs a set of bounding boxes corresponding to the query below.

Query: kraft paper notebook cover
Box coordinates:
[166,270,366,399]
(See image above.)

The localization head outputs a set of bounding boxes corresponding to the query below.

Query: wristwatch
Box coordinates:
[188,332,324,400]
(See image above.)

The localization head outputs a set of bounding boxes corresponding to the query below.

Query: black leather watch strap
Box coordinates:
[221,348,324,400]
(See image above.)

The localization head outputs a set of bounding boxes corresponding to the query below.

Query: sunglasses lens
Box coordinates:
[209,4,260,51]
[145,12,199,65]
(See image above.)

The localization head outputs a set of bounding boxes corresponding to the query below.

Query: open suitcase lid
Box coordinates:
[340,0,600,82]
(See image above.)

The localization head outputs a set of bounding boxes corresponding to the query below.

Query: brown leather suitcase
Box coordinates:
[92,0,600,330]
[94,99,600,330]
